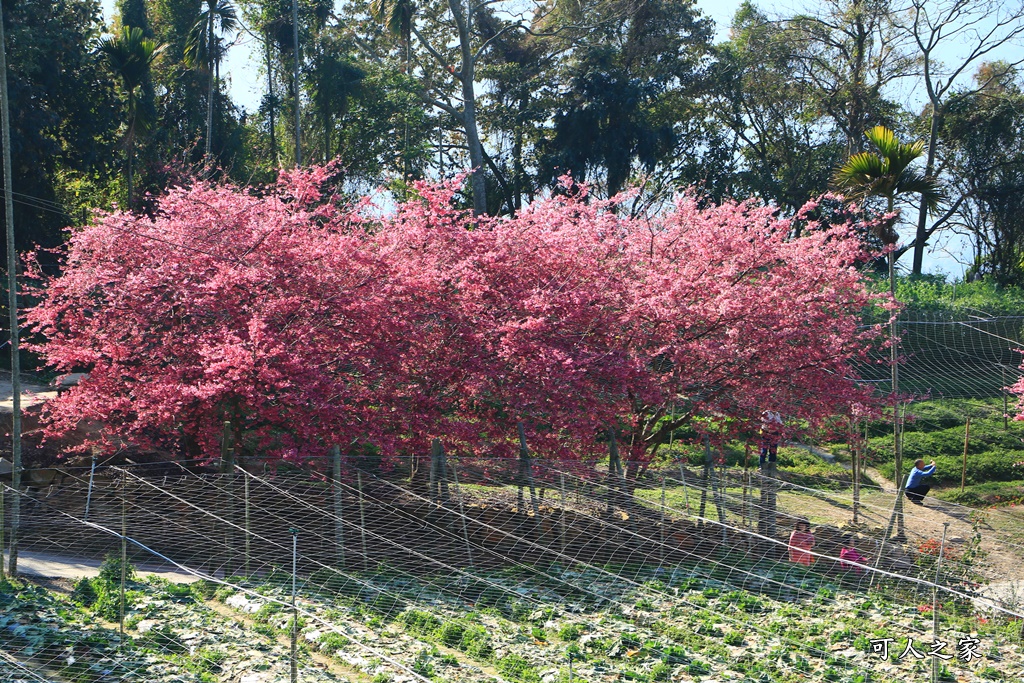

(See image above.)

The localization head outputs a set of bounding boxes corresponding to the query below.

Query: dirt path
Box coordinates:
[781,465,1024,611]
[4,549,203,584]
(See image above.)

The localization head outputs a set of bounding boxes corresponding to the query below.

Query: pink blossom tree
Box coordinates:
[25,168,888,478]
[604,194,890,477]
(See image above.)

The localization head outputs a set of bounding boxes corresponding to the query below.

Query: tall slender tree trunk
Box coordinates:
[912,110,941,275]
[126,132,135,210]
[266,36,277,166]
[205,13,215,158]
[448,0,487,216]
[291,0,301,167]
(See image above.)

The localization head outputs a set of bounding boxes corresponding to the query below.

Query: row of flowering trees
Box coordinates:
[24,167,891,474]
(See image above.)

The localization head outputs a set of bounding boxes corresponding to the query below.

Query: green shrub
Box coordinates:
[71,577,98,607]
[497,654,540,683]
[98,553,137,585]
[437,621,465,647]
[723,631,744,646]
[461,625,493,660]
[401,609,442,634]
[558,623,584,641]
[319,632,351,653]
[190,580,217,600]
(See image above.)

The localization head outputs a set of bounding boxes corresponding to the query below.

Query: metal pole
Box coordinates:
[291,0,301,167]
[932,522,949,683]
[679,461,689,515]
[559,473,566,556]
[889,249,904,541]
[291,528,299,683]
[84,454,97,522]
[961,415,970,493]
[0,5,22,577]
[0,481,4,579]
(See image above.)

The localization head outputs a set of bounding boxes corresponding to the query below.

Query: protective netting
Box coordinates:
[860,311,1024,399]
[3,454,1023,683]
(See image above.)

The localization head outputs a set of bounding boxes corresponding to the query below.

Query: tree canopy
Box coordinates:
[24,167,887,468]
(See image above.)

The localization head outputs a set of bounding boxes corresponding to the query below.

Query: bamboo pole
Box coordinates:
[220,421,234,574]
[451,462,473,567]
[931,522,949,683]
[853,422,861,525]
[607,429,621,515]
[559,473,567,556]
[0,480,4,579]
[659,476,666,564]
[518,423,539,515]
[429,439,439,505]
[678,461,689,515]
[961,416,971,493]
[290,529,298,683]
[742,444,750,529]
[357,470,368,569]
[119,476,127,647]
[244,472,251,577]
[332,445,345,567]
[84,454,97,522]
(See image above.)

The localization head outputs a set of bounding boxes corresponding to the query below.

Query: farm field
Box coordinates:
[3,549,1023,683]
[4,451,1024,683]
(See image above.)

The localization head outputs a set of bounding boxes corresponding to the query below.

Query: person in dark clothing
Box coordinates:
[905,459,936,505]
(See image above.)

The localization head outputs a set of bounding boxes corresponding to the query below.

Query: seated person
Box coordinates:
[905,459,936,505]
[788,520,815,566]
[839,546,867,573]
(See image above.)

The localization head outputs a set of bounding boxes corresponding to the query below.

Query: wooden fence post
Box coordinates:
[517,423,539,515]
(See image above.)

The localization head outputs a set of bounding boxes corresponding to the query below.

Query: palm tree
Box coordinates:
[185,0,238,158]
[833,125,942,220]
[370,0,415,58]
[832,125,942,542]
[99,26,163,210]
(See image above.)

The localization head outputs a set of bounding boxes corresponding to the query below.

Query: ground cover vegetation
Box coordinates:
[4,548,1023,683]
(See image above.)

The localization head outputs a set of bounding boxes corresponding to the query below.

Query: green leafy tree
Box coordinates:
[538,0,714,200]
[941,66,1024,285]
[898,0,1024,275]
[0,0,120,259]
[99,27,163,209]
[711,3,845,211]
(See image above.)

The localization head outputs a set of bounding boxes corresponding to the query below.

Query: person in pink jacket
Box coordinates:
[788,520,815,566]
